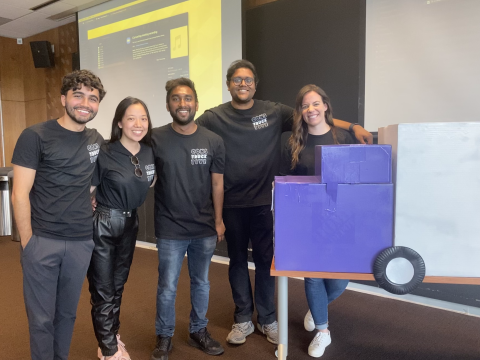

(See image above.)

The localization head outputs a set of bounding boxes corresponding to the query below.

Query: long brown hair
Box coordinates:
[288,85,338,170]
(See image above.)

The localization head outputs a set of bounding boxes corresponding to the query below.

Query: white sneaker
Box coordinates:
[308,331,331,358]
[304,310,315,332]
[257,321,279,344]
[226,321,254,344]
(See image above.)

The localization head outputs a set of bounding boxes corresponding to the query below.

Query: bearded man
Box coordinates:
[11,69,106,360]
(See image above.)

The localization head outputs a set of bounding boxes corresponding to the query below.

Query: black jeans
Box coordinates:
[223,205,276,325]
[87,205,138,357]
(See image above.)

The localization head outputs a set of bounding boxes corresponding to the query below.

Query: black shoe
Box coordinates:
[188,327,224,356]
[151,335,172,360]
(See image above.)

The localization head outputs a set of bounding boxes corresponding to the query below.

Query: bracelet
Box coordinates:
[348,123,360,132]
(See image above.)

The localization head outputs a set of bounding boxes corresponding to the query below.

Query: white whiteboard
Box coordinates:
[379,122,480,277]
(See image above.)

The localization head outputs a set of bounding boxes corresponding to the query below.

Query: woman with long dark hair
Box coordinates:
[280,85,355,358]
[88,97,156,360]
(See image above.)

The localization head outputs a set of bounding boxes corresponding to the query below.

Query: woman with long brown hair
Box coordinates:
[280,85,355,358]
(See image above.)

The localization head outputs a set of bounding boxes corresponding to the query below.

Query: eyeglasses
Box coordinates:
[130,155,143,178]
[232,77,254,86]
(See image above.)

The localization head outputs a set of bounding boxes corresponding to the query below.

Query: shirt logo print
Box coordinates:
[87,143,100,163]
[191,149,208,165]
[145,164,155,182]
[251,113,268,130]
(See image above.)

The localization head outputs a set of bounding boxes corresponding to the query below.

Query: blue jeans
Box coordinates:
[304,278,349,330]
[155,236,217,337]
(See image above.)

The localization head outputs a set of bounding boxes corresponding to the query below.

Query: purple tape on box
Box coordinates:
[274,176,394,273]
[315,144,392,184]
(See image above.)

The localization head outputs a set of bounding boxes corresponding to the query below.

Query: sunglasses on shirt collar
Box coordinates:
[130,155,143,178]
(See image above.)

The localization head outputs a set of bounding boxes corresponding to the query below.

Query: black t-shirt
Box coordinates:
[280,128,355,176]
[196,100,293,208]
[12,119,104,241]
[92,141,155,210]
[151,124,225,240]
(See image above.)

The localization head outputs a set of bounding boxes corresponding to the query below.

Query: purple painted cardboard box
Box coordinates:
[315,144,392,184]
[274,176,393,273]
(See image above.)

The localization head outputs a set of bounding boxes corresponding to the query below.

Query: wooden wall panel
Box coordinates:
[23,32,52,102]
[45,63,64,120]
[2,101,26,166]
[0,36,27,166]
[59,22,78,56]
[0,38,26,102]
[46,22,78,120]
[0,22,78,167]
[23,65,46,103]
[0,82,4,166]
[25,99,47,128]
[24,29,61,103]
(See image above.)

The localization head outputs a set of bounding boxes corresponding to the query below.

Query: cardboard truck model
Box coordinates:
[274,122,480,294]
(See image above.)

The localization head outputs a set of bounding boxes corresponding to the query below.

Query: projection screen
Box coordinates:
[78,0,242,138]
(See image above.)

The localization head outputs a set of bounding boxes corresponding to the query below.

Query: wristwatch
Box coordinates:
[348,123,360,132]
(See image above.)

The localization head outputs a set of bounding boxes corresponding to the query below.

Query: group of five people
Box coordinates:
[11,59,372,360]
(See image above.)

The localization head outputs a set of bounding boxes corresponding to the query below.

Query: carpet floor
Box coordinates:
[0,237,479,360]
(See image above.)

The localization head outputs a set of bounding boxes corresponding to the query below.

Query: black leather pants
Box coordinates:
[87,205,138,357]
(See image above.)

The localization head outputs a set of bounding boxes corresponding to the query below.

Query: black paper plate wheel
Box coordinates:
[373,246,426,295]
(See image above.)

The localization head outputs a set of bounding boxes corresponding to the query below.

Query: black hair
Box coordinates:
[109,97,152,146]
[226,59,259,86]
[60,69,106,101]
[165,77,198,103]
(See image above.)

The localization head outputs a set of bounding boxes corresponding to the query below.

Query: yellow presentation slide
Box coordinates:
[79,0,224,124]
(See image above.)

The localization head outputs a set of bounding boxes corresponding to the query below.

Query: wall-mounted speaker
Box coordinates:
[29,41,55,68]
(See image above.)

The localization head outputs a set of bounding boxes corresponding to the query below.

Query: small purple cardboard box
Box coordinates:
[315,144,392,184]
[274,176,393,273]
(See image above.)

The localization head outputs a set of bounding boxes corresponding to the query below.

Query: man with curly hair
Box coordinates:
[11,70,106,360]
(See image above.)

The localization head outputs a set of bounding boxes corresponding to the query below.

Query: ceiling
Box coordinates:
[0,0,111,39]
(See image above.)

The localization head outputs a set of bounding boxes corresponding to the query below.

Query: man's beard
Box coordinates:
[170,108,196,126]
[65,104,97,124]
[232,88,254,104]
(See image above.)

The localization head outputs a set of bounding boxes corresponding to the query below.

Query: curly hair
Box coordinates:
[60,70,106,102]
[226,59,259,87]
[288,84,338,170]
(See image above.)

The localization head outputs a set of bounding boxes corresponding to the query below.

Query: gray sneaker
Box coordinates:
[226,321,254,344]
[257,321,279,344]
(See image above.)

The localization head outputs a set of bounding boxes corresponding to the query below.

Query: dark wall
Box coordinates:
[243,0,479,309]
[136,188,156,244]
[245,0,365,125]
[138,0,479,309]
